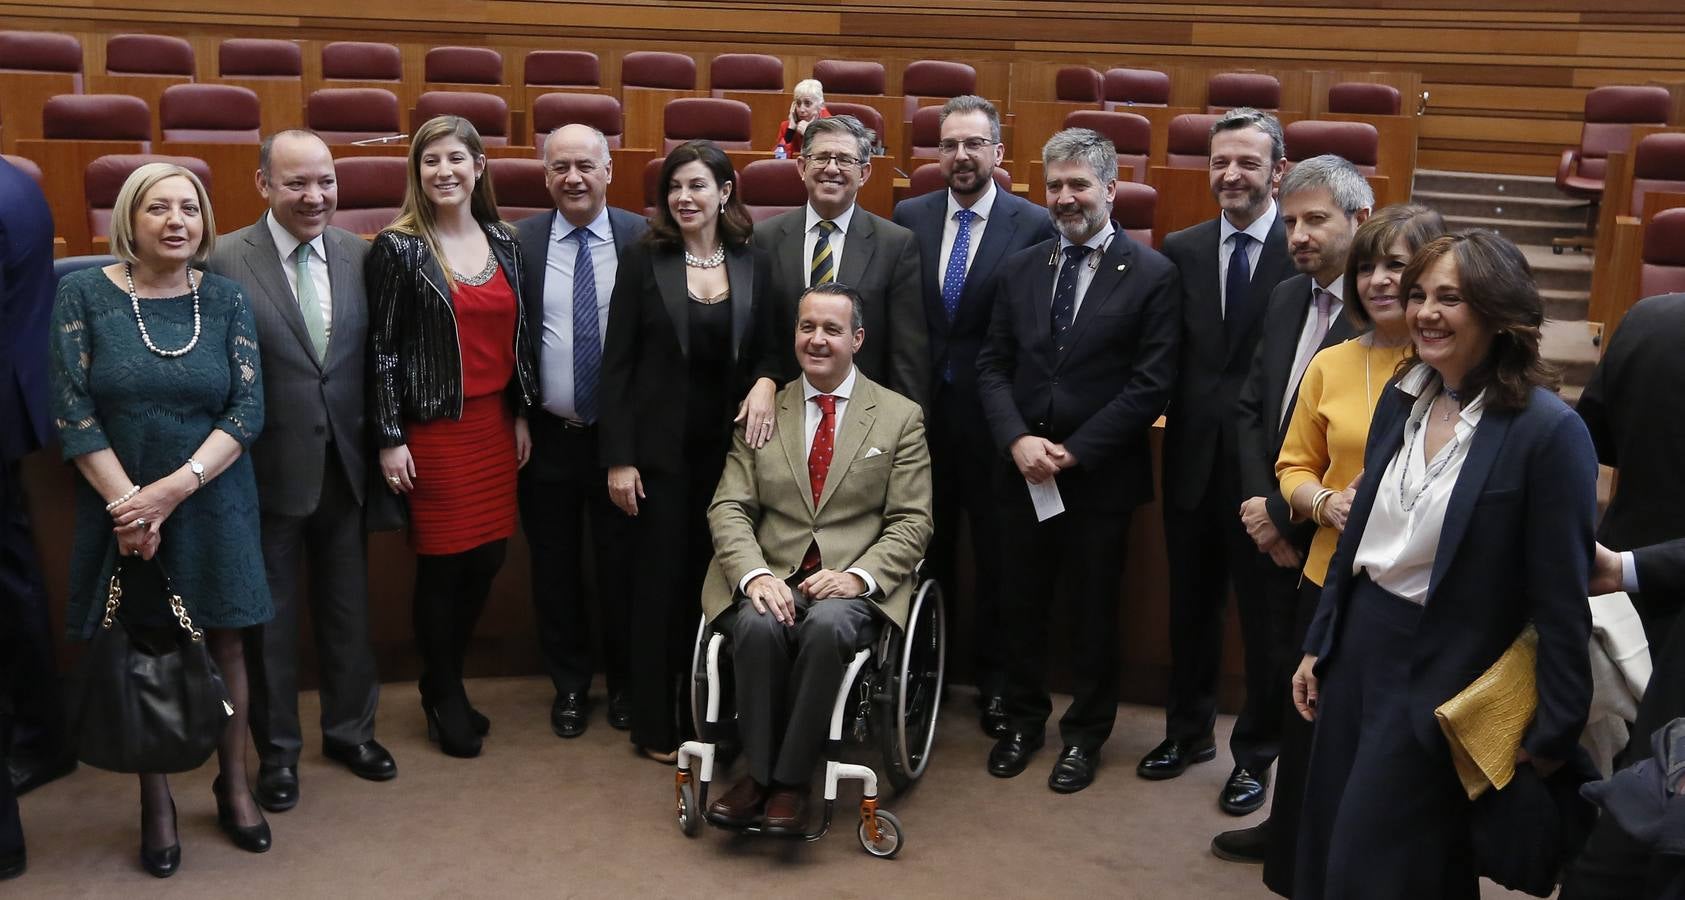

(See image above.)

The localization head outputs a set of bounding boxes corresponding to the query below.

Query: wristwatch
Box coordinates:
[186,458,206,490]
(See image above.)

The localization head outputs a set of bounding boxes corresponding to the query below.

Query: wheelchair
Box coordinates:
[672,570,945,859]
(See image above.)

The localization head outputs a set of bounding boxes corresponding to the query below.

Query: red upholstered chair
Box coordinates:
[425,46,503,85]
[104,34,193,76]
[525,50,599,88]
[1328,83,1401,116]
[1114,180,1157,245]
[1102,68,1170,108]
[622,51,696,90]
[0,30,82,76]
[85,154,211,241]
[2,153,44,186]
[218,38,301,77]
[813,59,884,96]
[738,158,806,221]
[1064,110,1151,182]
[643,156,665,218]
[710,53,783,96]
[907,162,1010,198]
[487,157,551,221]
[0,32,85,145]
[1207,72,1281,113]
[1166,113,1222,168]
[331,155,408,235]
[902,60,976,121]
[1556,85,1674,252]
[662,98,752,153]
[1284,120,1380,176]
[1640,207,1685,299]
[1055,67,1103,103]
[532,92,624,149]
[1630,132,1685,217]
[321,42,402,81]
[307,88,402,144]
[160,84,261,143]
[414,91,510,146]
[827,102,885,151]
[909,105,942,160]
[44,94,152,149]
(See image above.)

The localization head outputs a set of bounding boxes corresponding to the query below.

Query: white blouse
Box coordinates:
[1351,364,1487,605]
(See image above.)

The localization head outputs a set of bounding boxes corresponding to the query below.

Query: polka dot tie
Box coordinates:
[802,393,839,571]
[1051,244,1094,348]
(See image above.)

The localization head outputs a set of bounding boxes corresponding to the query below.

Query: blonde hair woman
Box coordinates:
[774,77,831,157]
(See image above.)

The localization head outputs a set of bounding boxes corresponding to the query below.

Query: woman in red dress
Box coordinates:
[367,116,539,758]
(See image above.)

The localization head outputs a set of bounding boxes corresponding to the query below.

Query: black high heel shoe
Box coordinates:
[139,798,180,878]
[211,777,272,853]
[421,698,483,758]
[419,683,490,736]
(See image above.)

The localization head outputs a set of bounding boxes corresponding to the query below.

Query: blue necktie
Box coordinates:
[571,228,601,424]
[1050,244,1093,350]
[1224,232,1254,345]
[942,208,976,322]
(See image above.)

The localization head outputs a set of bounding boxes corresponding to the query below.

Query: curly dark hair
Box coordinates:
[644,140,753,250]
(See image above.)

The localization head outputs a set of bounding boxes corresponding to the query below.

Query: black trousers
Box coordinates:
[0,458,63,768]
[0,707,18,859]
[997,474,1133,752]
[927,381,1006,696]
[517,414,631,700]
[246,454,379,767]
[1263,575,1327,897]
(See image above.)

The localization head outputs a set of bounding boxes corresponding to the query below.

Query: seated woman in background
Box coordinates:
[773,78,830,157]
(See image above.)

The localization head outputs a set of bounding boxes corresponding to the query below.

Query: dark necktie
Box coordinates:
[1051,244,1094,350]
[810,220,838,287]
[801,393,839,570]
[1223,232,1254,342]
[571,228,601,423]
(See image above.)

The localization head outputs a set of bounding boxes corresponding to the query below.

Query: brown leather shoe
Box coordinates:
[705,776,766,827]
[762,785,809,834]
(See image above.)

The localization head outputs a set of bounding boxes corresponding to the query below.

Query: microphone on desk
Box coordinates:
[350,134,409,146]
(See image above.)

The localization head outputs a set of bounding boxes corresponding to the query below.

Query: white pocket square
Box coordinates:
[864,447,884,458]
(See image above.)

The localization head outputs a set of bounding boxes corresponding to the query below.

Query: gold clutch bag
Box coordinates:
[1433,625,1539,801]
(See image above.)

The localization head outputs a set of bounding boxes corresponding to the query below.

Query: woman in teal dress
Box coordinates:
[49,163,273,876]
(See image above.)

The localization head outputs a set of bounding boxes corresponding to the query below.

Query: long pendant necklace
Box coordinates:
[127,263,201,358]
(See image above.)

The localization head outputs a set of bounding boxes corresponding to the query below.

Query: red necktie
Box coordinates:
[801,394,838,571]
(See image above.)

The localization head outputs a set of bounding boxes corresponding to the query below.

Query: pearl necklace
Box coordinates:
[127,263,201,358]
[684,245,726,268]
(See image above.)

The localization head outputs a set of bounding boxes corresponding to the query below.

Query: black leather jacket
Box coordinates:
[366,223,540,448]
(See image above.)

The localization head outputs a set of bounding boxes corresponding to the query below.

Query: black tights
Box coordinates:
[412,541,506,732]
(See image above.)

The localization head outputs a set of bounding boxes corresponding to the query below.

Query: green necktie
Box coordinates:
[294,242,329,360]
[810,219,837,286]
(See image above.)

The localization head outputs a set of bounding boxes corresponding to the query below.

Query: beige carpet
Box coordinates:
[15,677,1538,898]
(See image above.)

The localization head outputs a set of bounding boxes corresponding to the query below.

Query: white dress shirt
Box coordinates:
[1280,277,1346,424]
[938,181,997,281]
[1053,220,1116,319]
[802,202,857,281]
[540,207,617,421]
[1352,364,1488,605]
[1216,199,1275,317]
[265,212,332,343]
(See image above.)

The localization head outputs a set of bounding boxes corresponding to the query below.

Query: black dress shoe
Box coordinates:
[1211,821,1271,863]
[1135,736,1217,780]
[1049,746,1098,794]
[607,692,632,731]
[8,751,76,797]
[139,799,180,878]
[1218,765,1269,815]
[0,844,23,880]
[324,739,397,781]
[551,692,589,738]
[979,696,1010,739]
[987,732,1044,778]
[255,765,298,812]
[212,777,272,853]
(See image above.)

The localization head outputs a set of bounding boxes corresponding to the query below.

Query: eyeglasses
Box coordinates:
[938,138,997,156]
[803,153,863,171]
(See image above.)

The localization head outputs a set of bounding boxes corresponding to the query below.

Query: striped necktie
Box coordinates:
[810,219,838,286]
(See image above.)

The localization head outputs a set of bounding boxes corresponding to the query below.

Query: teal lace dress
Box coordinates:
[49,267,272,638]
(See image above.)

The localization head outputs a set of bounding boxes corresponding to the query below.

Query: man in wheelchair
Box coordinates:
[698,282,933,834]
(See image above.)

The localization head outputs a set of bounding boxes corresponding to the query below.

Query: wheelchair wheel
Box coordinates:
[689,614,711,740]
[877,579,945,793]
[858,809,904,859]
[676,778,702,837]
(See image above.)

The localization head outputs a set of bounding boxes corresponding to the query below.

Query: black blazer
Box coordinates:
[1159,212,1294,511]
[513,205,649,360]
[891,188,1055,396]
[975,229,1180,513]
[1234,272,1359,538]
[1305,379,1598,763]
[598,239,770,475]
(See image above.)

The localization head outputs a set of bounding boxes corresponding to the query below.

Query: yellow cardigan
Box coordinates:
[1275,338,1411,586]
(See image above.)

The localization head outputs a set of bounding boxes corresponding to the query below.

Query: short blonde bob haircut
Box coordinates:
[108,162,217,265]
[793,78,825,104]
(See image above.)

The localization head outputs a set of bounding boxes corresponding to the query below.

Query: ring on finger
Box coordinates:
[135,518,147,528]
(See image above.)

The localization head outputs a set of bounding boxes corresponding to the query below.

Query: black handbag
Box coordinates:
[73,558,232,774]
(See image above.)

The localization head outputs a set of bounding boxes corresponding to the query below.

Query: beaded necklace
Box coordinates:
[684,244,726,268]
[126,263,201,358]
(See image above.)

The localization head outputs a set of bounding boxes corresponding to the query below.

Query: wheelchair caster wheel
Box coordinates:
[677,778,702,837]
[858,809,903,858]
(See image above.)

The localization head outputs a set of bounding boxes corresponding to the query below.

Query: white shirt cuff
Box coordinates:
[846,567,879,597]
[1622,551,1641,593]
[738,568,774,595]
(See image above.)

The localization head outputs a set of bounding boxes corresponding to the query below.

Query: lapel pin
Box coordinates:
[1117,264,1127,272]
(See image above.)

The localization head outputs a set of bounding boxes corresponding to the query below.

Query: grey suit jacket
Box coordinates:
[208,216,371,517]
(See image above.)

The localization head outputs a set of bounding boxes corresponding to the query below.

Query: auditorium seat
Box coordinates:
[532,92,623,148]
[487,157,550,221]
[1556,84,1673,252]
[1630,132,1685,217]
[643,156,665,218]
[322,41,402,81]
[710,53,783,96]
[1064,110,1151,182]
[813,59,885,96]
[331,155,407,235]
[307,88,402,144]
[1207,72,1280,113]
[0,30,82,79]
[1640,207,1685,298]
[1,153,44,186]
[1114,180,1157,245]
[738,158,805,221]
[86,153,211,242]
[622,51,697,90]
[218,38,301,78]
[907,162,1010,197]
[1055,67,1103,104]
[827,102,886,151]
[44,94,153,150]
[415,91,510,146]
[909,105,942,159]
[1166,113,1222,168]
[1103,68,1170,108]
[662,98,752,153]
[425,46,503,85]
[1284,120,1380,175]
[104,34,193,76]
[0,32,84,149]
[902,60,976,121]
[160,84,261,143]
[525,50,600,89]
[1327,82,1401,116]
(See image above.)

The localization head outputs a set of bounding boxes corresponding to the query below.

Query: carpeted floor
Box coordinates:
[14,677,1538,898]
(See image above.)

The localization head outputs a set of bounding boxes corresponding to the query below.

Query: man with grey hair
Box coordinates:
[892,95,1054,738]
[976,127,1180,794]
[751,114,928,410]
[1146,107,1297,812]
[513,123,647,739]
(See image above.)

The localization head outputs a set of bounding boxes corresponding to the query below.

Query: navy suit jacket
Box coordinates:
[0,157,56,462]
[891,187,1055,396]
[514,205,649,358]
[1305,379,1598,763]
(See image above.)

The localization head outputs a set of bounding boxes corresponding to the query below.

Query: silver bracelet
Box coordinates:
[104,484,140,512]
